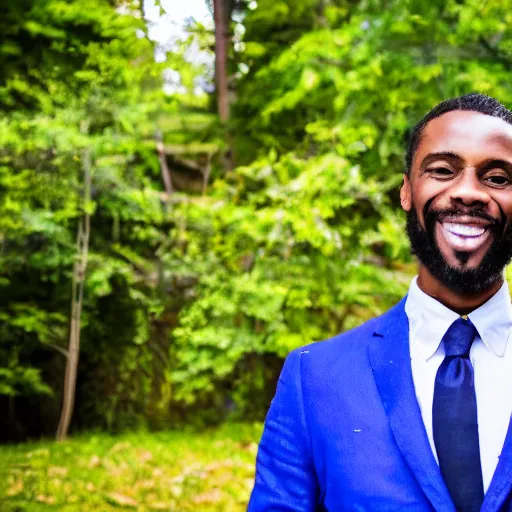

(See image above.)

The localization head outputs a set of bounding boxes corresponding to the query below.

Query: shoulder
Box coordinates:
[286,298,406,376]
[289,314,380,362]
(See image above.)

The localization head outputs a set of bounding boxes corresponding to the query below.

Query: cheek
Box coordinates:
[492,193,512,220]
[411,183,445,225]
[480,192,512,231]
[412,179,452,217]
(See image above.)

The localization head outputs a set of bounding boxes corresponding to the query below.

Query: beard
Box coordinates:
[405,203,512,295]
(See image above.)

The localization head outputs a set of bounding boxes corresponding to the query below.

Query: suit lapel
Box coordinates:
[481,417,512,511]
[368,298,455,512]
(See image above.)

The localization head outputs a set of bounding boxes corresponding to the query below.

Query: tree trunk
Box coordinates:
[56,120,92,441]
[202,153,213,195]
[213,0,230,124]
[156,139,173,198]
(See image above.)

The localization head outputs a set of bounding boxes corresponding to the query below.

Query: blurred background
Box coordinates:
[1,0,512,509]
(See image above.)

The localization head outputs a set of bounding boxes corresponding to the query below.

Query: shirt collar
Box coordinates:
[468,282,512,357]
[405,276,512,360]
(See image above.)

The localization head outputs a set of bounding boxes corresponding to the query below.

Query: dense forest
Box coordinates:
[2,0,512,442]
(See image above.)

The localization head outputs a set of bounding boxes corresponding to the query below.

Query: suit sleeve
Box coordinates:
[248,348,319,511]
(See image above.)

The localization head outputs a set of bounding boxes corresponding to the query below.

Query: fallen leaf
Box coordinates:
[88,455,101,468]
[109,442,131,454]
[48,466,68,477]
[148,501,171,510]
[26,449,50,459]
[138,479,155,489]
[169,484,183,497]
[6,479,23,497]
[239,462,256,472]
[243,442,258,455]
[192,488,223,505]
[137,450,153,462]
[204,460,234,472]
[36,494,57,505]
[106,492,138,508]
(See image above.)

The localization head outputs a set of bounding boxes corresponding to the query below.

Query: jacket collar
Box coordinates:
[481,416,512,512]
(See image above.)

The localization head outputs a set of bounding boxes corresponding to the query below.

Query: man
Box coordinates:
[248,93,512,511]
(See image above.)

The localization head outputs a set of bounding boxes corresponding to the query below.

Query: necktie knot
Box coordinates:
[443,317,477,357]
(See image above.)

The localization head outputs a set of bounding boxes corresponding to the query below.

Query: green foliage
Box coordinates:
[166,157,410,410]
[4,0,512,438]
[0,0,150,112]
[161,0,512,415]
[0,0,176,437]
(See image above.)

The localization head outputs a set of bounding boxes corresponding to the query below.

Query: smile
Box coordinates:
[438,220,491,252]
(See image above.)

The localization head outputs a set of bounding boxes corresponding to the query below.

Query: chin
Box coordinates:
[432,267,503,296]
[439,250,489,272]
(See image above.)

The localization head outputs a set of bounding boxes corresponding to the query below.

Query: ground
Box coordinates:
[0,423,262,511]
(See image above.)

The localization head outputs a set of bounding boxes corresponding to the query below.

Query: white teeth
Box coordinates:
[443,222,486,237]
[439,222,491,252]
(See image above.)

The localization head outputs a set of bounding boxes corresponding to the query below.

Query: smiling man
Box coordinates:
[249,94,512,512]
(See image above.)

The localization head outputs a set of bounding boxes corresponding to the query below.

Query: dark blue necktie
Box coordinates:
[433,317,484,511]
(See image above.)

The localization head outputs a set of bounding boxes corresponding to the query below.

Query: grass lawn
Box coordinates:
[0,422,263,511]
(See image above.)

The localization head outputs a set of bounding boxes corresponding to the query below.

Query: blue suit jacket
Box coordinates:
[249,298,512,511]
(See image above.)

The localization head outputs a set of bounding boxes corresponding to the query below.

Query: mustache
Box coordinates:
[424,205,501,226]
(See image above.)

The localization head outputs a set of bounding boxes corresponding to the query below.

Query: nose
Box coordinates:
[449,169,490,208]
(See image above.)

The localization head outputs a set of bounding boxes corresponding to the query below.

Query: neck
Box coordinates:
[417,266,503,315]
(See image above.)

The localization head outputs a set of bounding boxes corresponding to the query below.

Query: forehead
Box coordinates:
[414,110,512,168]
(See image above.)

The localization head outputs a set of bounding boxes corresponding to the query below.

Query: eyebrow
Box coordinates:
[480,158,512,173]
[419,152,512,173]
[488,133,512,149]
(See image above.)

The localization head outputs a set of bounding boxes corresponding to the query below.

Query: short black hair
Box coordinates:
[405,93,512,176]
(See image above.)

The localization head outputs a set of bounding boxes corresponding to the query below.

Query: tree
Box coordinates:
[213,0,230,123]
[0,0,172,439]
[164,0,512,419]
[4,0,512,438]
[56,120,91,441]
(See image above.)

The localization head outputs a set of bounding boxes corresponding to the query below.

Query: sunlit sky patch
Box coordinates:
[145,0,212,51]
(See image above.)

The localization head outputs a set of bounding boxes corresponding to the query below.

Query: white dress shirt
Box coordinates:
[405,276,512,492]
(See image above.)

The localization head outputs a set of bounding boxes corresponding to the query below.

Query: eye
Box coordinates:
[427,167,453,177]
[484,174,510,186]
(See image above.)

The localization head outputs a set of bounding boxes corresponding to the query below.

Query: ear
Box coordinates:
[400,174,412,212]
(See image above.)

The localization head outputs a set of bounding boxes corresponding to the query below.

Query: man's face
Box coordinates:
[401,110,512,294]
